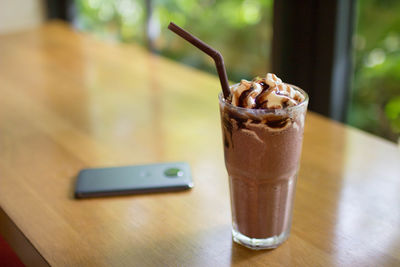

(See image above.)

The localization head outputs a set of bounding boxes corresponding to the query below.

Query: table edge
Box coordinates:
[0,207,49,267]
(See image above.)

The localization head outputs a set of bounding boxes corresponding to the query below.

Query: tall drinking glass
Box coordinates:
[219,85,308,249]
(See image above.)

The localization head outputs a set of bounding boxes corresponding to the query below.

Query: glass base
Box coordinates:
[232,228,290,250]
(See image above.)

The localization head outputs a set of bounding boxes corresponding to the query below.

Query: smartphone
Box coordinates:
[74,162,193,198]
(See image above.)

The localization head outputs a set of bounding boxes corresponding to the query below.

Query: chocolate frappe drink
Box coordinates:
[166,22,308,250]
[219,73,308,249]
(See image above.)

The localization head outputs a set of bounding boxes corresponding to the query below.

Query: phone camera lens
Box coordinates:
[164,168,183,178]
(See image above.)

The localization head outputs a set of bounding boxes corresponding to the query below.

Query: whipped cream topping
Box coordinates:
[228,73,305,109]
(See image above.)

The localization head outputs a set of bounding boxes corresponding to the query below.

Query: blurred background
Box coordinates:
[1,0,399,143]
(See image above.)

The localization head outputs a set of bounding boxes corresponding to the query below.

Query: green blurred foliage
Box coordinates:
[348,0,400,142]
[74,0,273,82]
[385,96,400,133]
[75,0,146,42]
[152,0,273,81]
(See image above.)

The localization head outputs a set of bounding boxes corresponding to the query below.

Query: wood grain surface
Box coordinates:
[1,22,400,267]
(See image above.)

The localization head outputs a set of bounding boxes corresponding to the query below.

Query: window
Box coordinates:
[70,0,400,142]
[74,0,273,82]
[348,0,400,142]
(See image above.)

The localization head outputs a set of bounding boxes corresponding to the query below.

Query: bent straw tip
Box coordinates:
[166,21,231,99]
[168,22,177,30]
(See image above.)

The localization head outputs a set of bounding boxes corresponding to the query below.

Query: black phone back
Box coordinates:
[75,162,193,198]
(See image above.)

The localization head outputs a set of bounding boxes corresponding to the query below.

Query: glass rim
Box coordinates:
[218,83,309,113]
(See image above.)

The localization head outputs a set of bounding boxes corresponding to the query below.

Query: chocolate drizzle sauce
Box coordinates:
[222,105,292,149]
[266,118,291,128]
[222,114,233,148]
[222,79,302,148]
[238,87,253,107]
[254,83,269,108]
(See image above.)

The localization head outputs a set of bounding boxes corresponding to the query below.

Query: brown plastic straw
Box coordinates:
[168,22,230,99]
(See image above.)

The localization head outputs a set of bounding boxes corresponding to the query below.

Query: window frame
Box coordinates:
[272,0,356,122]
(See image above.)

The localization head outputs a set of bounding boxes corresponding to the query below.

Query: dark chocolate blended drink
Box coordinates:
[219,73,308,249]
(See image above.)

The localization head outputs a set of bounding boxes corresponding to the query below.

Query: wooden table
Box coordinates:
[1,22,400,267]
